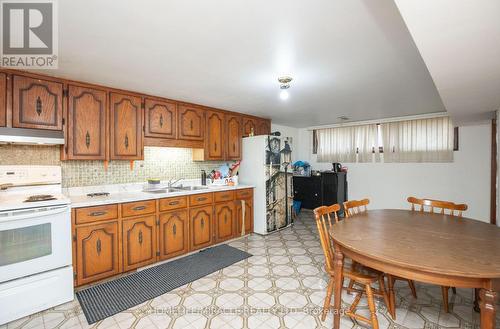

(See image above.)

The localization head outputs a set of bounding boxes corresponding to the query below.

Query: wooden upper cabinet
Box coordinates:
[75,222,119,286]
[0,73,6,127]
[226,114,242,160]
[144,98,176,139]
[206,111,225,160]
[109,92,143,160]
[159,210,189,260]
[66,85,107,160]
[178,105,204,140]
[243,117,256,137]
[122,215,157,272]
[189,206,213,251]
[12,75,63,130]
[256,119,271,135]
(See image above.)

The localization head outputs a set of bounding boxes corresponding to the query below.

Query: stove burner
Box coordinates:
[87,192,110,198]
[24,194,56,202]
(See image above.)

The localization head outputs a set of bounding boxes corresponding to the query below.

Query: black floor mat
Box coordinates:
[76,244,252,324]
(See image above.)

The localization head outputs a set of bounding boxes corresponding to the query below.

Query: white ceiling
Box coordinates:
[48,0,445,128]
[395,0,500,126]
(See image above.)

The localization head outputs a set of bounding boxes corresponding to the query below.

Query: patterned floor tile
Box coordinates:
[4,210,493,329]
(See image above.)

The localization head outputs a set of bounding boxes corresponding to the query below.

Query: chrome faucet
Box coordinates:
[168,178,182,188]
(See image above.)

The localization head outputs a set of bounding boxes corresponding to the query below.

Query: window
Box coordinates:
[316,124,380,163]
[381,116,454,162]
[314,116,454,163]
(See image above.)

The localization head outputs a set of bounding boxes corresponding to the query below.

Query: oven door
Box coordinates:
[0,205,71,283]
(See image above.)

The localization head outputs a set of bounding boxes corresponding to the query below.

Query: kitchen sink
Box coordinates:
[175,186,209,191]
[143,187,182,193]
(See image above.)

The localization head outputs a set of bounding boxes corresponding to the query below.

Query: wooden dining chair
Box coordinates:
[407,196,468,312]
[314,204,392,328]
[344,198,418,318]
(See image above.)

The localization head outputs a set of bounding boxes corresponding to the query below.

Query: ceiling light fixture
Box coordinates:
[278,76,293,101]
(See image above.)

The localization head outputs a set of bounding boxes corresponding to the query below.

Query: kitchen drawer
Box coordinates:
[236,188,253,199]
[75,204,118,225]
[159,196,188,212]
[121,200,156,217]
[214,190,234,203]
[189,193,213,207]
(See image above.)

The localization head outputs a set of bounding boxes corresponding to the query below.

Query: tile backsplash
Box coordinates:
[0,145,226,187]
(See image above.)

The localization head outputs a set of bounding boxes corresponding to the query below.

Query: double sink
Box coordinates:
[143,185,209,194]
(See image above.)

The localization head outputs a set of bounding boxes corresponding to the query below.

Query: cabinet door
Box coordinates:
[256,119,271,135]
[110,92,143,160]
[189,205,213,251]
[75,222,119,286]
[178,105,204,140]
[206,111,225,160]
[66,85,107,160]
[0,73,6,127]
[226,114,242,160]
[215,202,235,243]
[236,197,253,236]
[122,215,157,272]
[159,210,188,260]
[243,117,256,137]
[12,75,63,130]
[144,98,176,139]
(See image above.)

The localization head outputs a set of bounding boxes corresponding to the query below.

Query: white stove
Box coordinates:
[0,166,73,325]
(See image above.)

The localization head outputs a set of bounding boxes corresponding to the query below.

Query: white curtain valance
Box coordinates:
[381,116,454,163]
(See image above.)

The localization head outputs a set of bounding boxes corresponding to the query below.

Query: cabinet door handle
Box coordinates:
[36,96,42,115]
[96,239,102,254]
[233,143,236,152]
[196,197,207,202]
[172,223,177,236]
[138,230,143,244]
[168,201,179,206]
[124,134,129,148]
[190,120,193,130]
[85,131,91,148]
[224,215,227,224]
[201,218,204,229]
[214,141,217,152]
[89,211,106,217]
[159,114,163,127]
[132,205,146,211]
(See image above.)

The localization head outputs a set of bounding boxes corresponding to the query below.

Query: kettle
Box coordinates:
[332,163,342,173]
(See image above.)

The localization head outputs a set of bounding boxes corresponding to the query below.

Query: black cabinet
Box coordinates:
[293,172,347,212]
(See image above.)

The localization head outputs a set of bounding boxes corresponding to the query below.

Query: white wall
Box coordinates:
[281,123,491,223]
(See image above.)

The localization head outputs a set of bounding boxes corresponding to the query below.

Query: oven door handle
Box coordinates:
[0,206,69,222]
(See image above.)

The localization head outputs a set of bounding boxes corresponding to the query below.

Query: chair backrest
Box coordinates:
[407,196,468,217]
[343,198,370,218]
[313,204,341,272]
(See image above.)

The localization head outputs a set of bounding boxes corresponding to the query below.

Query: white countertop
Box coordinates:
[64,181,254,208]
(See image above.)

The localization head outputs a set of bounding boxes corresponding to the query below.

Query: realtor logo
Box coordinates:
[1,0,58,68]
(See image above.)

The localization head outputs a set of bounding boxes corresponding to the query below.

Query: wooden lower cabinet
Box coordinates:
[159,210,189,260]
[73,189,254,286]
[236,197,253,235]
[214,201,235,242]
[75,221,120,286]
[189,205,213,251]
[122,215,157,272]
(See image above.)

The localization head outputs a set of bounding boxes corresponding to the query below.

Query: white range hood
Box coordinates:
[0,127,64,145]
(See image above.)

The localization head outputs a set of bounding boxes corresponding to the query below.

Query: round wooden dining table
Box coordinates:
[329,209,500,329]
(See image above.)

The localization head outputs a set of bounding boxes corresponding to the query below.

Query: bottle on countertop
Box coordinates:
[201,170,207,186]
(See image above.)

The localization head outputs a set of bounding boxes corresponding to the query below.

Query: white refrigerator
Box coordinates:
[239,135,293,235]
